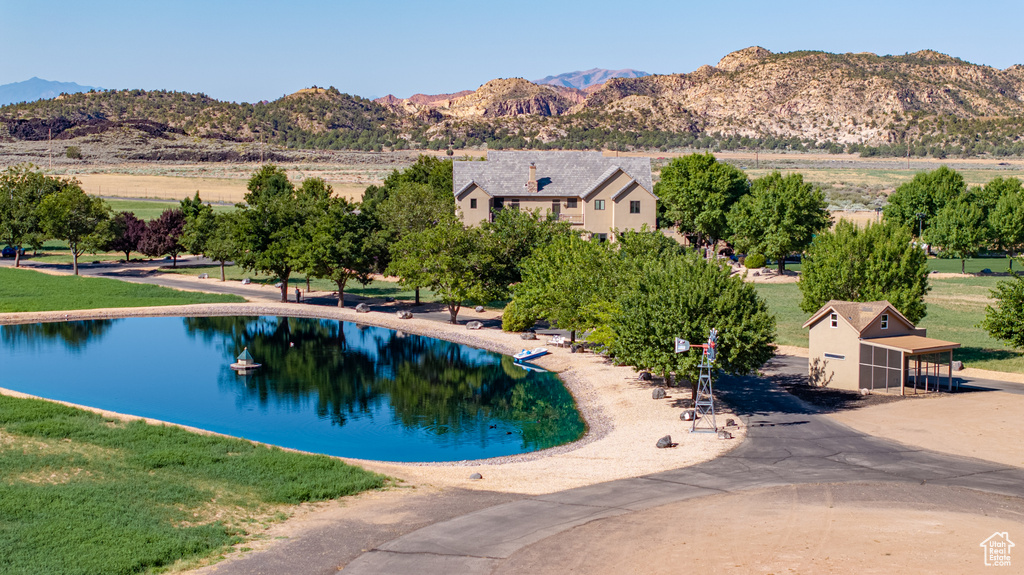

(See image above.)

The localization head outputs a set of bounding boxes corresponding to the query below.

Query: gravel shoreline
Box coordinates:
[0,301,745,494]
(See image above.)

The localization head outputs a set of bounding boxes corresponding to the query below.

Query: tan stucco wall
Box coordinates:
[457,185,492,226]
[807,319,863,391]
[584,171,635,235]
[860,311,917,340]
[611,182,657,232]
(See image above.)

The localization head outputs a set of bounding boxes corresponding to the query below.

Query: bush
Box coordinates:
[65,146,82,159]
[744,253,766,269]
[501,299,537,332]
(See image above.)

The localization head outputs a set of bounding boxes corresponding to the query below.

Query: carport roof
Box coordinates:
[861,335,961,355]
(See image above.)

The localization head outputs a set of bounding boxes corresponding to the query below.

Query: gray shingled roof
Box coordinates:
[802,300,914,333]
[453,151,653,198]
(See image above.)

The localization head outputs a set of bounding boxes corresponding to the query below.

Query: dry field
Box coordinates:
[74,172,367,203]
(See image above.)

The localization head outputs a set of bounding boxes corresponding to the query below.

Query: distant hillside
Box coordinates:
[5,49,1024,158]
[0,77,98,106]
[533,68,649,90]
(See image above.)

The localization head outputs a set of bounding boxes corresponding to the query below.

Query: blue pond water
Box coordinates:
[0,316,585,462]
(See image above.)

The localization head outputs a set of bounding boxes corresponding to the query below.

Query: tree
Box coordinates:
[373,181,455,304]
[987,177,1024,270]
[233,165,303,302]
[387,218,496,324]
[728,171,831,273]
[654,153,748,254]
[480,208,573,297]
[925,194,988,274]
[982,271,1024,349]
[799,220,930,323]
[0,165,63,267]
[883,166,965,236]
[139,208,186,267]
[513,234,622,340]
[183,210,239,281]
[610,251,776,395]
[295,197,375,307]
[103,211,146,261]
[37,183,110,275]
[178,191,207,222]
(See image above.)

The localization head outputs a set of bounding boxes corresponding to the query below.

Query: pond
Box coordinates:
[0,316,585,462]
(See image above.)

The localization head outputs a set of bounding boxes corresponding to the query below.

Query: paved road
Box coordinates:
[342,356,1024,575]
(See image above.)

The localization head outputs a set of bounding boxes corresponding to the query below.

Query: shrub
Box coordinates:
[744,253,766,269]
[501,299,537,332]
[65,146,82,159]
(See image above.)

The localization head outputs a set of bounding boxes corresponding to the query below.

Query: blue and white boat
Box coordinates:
[513,347,549,362]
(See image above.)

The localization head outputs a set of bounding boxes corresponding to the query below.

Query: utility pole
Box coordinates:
[48,128,52,170]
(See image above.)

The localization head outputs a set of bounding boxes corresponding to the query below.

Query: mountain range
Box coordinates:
[532,68,649,90]
[0,77,97,107]
[3,49,1024,157]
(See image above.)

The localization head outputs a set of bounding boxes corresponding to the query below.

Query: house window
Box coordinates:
[630,200,640,214]
[880,314,888,329]
[567,198,578,209]
[830,313,838,328]
[595,233,608,242]
[594,200,606,210]
[470,198,477,209]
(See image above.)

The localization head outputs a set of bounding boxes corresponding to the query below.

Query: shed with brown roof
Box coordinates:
[803,300,960,394]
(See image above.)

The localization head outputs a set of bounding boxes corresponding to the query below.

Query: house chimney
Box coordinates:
[527,162,538,193]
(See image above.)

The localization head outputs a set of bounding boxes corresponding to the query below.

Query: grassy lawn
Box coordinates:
[105,199,235,221]
[162,264,443,303]
[0,394,387,574]
[0,268,244,313]
[754,274,1024,373]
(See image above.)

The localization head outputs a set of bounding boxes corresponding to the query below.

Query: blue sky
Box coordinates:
[2,0,1021,102]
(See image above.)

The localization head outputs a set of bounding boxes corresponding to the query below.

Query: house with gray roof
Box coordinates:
[454,151,657,238]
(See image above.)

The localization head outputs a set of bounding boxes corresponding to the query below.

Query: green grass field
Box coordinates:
[0,394,386,574]
[754,274,1024,373]
[105,198,235,221]
[163,264,442,303]
[0,268,244,312]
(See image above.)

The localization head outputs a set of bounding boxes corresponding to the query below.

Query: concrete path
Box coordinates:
[342,356,1024,575]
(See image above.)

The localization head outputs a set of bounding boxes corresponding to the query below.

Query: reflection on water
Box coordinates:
[0,316,585,462]
[0,319,117,352]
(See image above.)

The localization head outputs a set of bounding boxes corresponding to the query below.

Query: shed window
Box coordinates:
[594,200,606,210]
[567,198,578,209]
[470,198,477,209]
[830,313,838,328]
[880,314,889,329]
[824,353,846,360]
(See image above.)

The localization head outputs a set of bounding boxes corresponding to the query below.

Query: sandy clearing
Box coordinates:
[830,390,1024,468]
[494,483,1024,575]
[0,301,743,496]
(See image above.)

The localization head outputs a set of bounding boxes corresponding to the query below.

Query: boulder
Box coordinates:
[725,418,736,427]
[385,297,396,303]
[274,282,283,288]
[475,305,485,313]
[981,268,993,274]
[680,410,695,421]
[355,303,371,313]
[198,273,209,279]
[638,372,653,381]
[656,435,674,448]
[952,360,964,371]
[717,430,733,440]
[466,321,484,330]
[859,387,870,396]
[652,388,666,400]
[469,473,483,480]
[397,310,413,319]
[520,332,538,340]
[241,278,251,285]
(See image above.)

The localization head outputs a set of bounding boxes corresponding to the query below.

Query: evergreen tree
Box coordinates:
[983,270,1024,349]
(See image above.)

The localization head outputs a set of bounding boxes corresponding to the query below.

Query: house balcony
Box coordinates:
[557,214,584,225]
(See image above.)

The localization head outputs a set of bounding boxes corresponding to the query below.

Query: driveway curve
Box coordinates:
[342,356,1024,574]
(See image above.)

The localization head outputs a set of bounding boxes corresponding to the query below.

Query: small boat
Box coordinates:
[513,347,549,362]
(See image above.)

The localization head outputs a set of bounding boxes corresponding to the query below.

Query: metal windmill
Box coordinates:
[675,328,720,433]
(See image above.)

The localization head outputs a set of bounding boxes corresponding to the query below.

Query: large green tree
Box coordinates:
[387,218,495,323]
[925,193,989,274]
[883,166,965,236]
[987,177,1024,269]
[610,251,776,394]
[799,220,930,323]
[183,210,239,281]
[295,197,376,307]
[654,153,748,253]
[513,234,622,340]
[982,270,1024,349]
[233,165,308,302]
[728,171,831,273]
[480,208,573,297]
[37,183,110,275]
[0,165,63,267]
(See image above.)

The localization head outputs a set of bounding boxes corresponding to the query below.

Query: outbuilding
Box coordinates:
[803,300,961,394]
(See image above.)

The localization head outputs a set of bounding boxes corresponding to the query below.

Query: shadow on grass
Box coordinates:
[955,346,1022,364]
